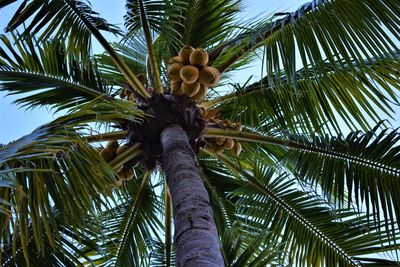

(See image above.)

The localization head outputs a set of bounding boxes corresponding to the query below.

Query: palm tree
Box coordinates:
[0,0,400,266]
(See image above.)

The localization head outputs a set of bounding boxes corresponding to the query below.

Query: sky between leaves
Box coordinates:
[0,0,398,144]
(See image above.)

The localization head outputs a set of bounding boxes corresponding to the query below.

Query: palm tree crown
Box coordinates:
[0,0,400,266]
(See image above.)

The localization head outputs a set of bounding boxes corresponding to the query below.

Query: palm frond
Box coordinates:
[0,124,116,265]
[287,124,400,229]
[96,38,148,86]
[211,53,400,134]
[213,0,400,76]
[205,124,400,232]
[218,156,400,266]
[0,34,110,111]
[124,0,186,47]
[76,174,163,267]
[2,0,120,58]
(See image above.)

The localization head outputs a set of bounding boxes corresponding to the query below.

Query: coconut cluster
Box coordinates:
[98,140,134,186]
[167,46,221,102]
[202,109,243,156]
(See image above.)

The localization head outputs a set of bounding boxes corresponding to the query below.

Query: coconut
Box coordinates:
[231,142,242,156]
[234,123,243,132]
[189,48,209,67]
[170,81,182,95]
[106,140,119,152]
[199,66,220,87]
[167,63,183,82]
[180,65,199,84]
[206,144,225,154]
[215,138,226,146]
[178,45,195,64]
[100,148,114,162]
[118,168,134,181]
[192,84,208,102]
[182,81,201,97]
[224,139,235,150]
[116,145,129,155]
[119,89,127,99]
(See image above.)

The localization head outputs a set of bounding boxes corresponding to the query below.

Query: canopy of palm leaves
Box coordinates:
[0,0,400,266]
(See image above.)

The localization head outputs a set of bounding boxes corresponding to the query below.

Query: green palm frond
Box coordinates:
[76,175,163,267]
[0,125,116,264]
[287,123,400,228]
[200,156,240,234]
[96,38,148,86]
[0,98,144,264]
[214,0,400,76]
[1,208,103,267]
[220,227,286,267]
[152,0,240,59]
[219,158,400,266]
[124,0,186,45]
[0,34,110,111]
[2,0,120,58]
[205,124,400,232]
[212,53,400,134]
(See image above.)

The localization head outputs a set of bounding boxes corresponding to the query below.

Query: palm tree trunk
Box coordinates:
[161,124,224,267]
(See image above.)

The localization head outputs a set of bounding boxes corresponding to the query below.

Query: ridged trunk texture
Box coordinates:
[161,124,224,267]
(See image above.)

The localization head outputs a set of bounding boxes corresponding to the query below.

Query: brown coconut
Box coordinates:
[189,48,209,67]
[180,65,199,84]
[100,148,114,162]
[182,81,201,97]
[178,45,195,64]
[192,84,208,102]
[231,142,242,156]
[168,56,184,64]
[199,66,220,87]
[118,168,133,181]
[170,81,182,95]
[234,123,243,132]
[106,140,119,152]
[167,63,183,82]
[224,139,235,150]
[215,138,226,146]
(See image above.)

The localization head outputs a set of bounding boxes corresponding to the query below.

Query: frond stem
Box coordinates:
[204,127,400,176]
[109,143,142,171]
[86,131,128,142]
[138,0,163,94]
[65,1,151,99]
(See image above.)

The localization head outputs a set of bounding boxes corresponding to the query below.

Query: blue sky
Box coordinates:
[0,0,398,143]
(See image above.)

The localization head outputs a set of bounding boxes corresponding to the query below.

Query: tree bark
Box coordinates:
[161,124,224,267]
